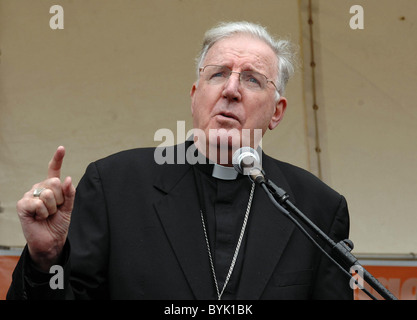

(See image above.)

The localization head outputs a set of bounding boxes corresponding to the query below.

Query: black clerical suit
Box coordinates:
[8,142,352,300]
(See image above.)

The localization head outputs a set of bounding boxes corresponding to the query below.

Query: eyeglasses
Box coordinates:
[199,65,278,92]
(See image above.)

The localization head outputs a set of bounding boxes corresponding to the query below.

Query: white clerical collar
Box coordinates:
[212,163,238,180]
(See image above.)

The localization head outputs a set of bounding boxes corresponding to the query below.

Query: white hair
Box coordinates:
[196,21,297,96]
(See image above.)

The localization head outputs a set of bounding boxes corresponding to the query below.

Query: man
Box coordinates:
[8,21,352,300]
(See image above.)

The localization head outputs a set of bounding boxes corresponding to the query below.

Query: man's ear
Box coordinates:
[268,96,287,130]
[190,83,197,115]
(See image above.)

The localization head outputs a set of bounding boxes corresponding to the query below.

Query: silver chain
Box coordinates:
[200,182,256,300]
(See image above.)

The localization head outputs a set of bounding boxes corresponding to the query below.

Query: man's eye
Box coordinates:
[244,74,262,86]
[248,77,260,84]
[210,72,226,78]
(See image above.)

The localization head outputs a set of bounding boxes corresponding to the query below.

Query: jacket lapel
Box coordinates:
[153,155,216,300]
[236,154,297,299]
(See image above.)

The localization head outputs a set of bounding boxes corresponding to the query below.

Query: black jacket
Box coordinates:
[8,143,352,300]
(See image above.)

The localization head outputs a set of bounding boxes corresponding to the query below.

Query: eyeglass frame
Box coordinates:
[199,65,279,93]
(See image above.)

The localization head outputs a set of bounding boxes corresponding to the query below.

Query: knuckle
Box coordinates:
[17,197,31,210]
[41,188,54,200]
[35,199,44,211]
[31,183,40,190]
[16,198,25,211]
[35,202,48,218]
[48,177,61,188]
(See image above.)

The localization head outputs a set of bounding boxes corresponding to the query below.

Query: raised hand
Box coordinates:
[16,146,76,272]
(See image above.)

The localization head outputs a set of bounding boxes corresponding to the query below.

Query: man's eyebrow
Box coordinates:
[204,61,269,75]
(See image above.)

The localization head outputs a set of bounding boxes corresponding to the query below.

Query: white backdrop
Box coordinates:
[0,0,416,256]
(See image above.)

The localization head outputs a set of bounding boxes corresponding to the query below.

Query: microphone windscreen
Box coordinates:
[232,147,260,174]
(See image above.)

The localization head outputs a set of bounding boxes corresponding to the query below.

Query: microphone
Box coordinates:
[232,150,397,300]
[232,147,265,183]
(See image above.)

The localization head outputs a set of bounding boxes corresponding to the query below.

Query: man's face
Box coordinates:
[190,34,287,162]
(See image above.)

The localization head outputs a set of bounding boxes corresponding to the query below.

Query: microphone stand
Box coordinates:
[253,170,397,300]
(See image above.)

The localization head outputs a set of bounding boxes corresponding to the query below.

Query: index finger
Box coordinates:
[47,146,66,179]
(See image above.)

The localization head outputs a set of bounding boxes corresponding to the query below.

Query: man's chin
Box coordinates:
[193,127,263,164]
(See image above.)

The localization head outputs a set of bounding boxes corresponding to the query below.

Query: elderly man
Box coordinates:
[8,21,352,300]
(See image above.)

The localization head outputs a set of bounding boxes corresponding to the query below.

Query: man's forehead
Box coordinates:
[203,34,277,73]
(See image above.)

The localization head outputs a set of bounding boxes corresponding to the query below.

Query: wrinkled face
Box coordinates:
[190,34,287,164]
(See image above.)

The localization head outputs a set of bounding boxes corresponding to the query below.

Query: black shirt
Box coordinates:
[193,161,255,299]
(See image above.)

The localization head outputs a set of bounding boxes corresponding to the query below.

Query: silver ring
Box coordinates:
[33,188,46,197]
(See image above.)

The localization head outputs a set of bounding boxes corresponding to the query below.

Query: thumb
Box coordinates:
[60,176,76,213]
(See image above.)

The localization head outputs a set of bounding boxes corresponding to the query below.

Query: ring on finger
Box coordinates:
[33,188,47,198]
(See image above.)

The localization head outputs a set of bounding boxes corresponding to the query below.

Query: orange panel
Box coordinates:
[0,256,20,300]
[355,265,417,300]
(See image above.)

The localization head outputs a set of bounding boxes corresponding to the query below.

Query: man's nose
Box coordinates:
[222,72,242,102]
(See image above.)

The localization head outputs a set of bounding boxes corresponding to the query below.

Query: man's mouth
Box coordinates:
[216,112,240,122]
